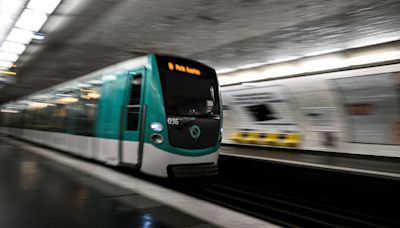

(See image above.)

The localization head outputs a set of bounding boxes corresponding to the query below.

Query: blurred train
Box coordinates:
[221,63,400,158]
[0,54,223,178]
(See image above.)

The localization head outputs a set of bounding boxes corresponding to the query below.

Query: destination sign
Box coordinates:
[168,62,201,76]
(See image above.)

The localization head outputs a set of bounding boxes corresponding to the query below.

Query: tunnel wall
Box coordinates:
[221,63,400,158]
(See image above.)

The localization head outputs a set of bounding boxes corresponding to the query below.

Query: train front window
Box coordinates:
[161,71,220,117]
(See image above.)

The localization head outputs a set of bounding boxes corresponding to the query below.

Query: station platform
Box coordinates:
[0,136,275,228]
[220,144,400,180]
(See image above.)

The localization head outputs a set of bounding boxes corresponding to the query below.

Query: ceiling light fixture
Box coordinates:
[0,109,19,114]
[6,28,34,44]
[27,0,62,14]
[299,54,348,72]
[0,60,14,68]
[15,9,48,32]
[0,41,26,54]
[32,32,45,40]
[0,52,19,62]
[349,49,400,66]
[0,70,17,76]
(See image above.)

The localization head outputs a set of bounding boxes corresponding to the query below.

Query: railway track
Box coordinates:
[169,155,400,227]
[181,180,399,227]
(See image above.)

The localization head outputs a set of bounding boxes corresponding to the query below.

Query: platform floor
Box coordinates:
[0,137,275,228]
[220,144,400,180]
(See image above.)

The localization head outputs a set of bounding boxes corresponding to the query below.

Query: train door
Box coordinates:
[119,69,146,166]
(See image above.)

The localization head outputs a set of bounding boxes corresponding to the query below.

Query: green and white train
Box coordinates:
[0,54,222,178]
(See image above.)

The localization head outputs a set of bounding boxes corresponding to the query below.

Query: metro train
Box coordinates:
[221,62,400,158]
[0,54,223,178]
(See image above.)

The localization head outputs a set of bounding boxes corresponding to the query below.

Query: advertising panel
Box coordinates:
[222,85,298,133]
[334,73,400,144]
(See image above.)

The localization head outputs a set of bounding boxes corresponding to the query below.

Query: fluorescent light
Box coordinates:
[56,93,72,97]
[216,68,236,74]
[87,92,100,99]
[0,52,19,62]
[0,1,26,14]
[299,54,348,72]
[102,74,117,81]
[0,41,26,54]
[265,63,302,78]
[0,70,16,75]
[88,80,103,85]
[6,28,34,44]
[218,75,243,86]
[29,102,49,109]
[32,32,45,40]
[57,97,78,104]
[28,0,62,14]
[15,9,48,32]
[77,83,91,88]
[0,60,13,68]
[0,109,19,114]
[349,49,400,66]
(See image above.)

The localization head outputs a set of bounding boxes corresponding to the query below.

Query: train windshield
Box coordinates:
[161,71,220,117]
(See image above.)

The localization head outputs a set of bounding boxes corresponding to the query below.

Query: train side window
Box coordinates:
[73,85,101,136]
[127,75,142,131]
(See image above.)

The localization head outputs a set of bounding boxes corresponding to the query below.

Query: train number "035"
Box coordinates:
[167,117,180,125]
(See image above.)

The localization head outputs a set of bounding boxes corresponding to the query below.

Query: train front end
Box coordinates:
[141,55,222,178]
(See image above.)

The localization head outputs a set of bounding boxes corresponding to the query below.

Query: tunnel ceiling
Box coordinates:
[1,0,400,103]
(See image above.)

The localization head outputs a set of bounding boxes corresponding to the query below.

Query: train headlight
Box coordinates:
[150,122,163,132]
[150,133,164,144]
